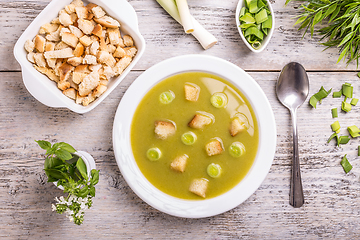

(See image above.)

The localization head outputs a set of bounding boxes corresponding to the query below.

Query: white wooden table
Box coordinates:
[1,0,360,238]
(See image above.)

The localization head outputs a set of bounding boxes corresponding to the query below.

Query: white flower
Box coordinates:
[55,197,60,203]
[59,196,65,203]
[69,216,74,222]
[80,202,86,210]
[68,195,74,203]
[51,204,57,211]
[78,197,83,203]
[65,209,74,217]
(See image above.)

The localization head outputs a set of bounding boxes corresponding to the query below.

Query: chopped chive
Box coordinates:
[342,83,353,98]
[342,101,352,112]
[337,135,350,146]
[331,121,340,132]
[309,86,332,108]
[358,146,360,156]
[347,125,360,138]
[340,154,352,173]
[357,72,360,78]
[331,108,338,118]
[332,90,342,98]
[327,132,338,143]
[351,98,359,106]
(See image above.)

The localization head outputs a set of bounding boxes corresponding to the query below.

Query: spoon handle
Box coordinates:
[290,109,304,208]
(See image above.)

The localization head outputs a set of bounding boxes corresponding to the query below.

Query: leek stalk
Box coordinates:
[175,0,194,33]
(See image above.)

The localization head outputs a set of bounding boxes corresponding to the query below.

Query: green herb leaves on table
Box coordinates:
[239,0,272,49]
[36,140,99,225]
[286,0,360,66]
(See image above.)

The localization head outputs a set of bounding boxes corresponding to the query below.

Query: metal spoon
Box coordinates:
[276,62,309,208]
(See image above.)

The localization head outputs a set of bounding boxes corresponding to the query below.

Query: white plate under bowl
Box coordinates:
[13,0,145,114]
[235,0,275,53]
[113,54,276,218]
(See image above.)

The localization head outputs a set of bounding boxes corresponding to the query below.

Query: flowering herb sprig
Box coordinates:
[36,140,99,225]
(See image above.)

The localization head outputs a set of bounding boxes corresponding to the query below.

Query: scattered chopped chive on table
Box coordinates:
[350,98,358,106]
[347,125,360,138]
[309,86,332,108]
[340,154,353,174]
[331,108,338,118]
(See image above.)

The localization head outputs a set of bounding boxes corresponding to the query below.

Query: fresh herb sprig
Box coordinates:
[36,140,99,225]
[286,0,360,66]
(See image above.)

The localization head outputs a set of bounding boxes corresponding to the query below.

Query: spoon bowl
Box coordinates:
[276,62,309,208]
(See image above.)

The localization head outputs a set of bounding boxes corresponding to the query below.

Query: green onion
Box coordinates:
[332,90,342,98]
[229,142,245,158]
[146,148,162,161]
[342,83,353,98]
[340,154,352,173]
[239,7,246,17]
[350,98,358,106]
[337,136,350,146]
[248,0,259,13]
[181,131,197,145]
[252,41,261,49]
[331,108,338,118]
[159,90,175,104]
[347,125,360,138]
[239,13,256,24]
[255,9,268,24]
[331,121,340,133]
[210,93,228,108]
[207,163,222,178]
[342,101,352,112]
[262,17,272,29]
[309,86,332,108]
[327,132,338,143]
[244,27,264,40]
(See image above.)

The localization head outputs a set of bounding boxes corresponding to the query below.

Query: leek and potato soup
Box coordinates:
[130,72,258,200]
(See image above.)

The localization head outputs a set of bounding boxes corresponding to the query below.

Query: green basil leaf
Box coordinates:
[78,187,89,198]
[91,169,99,185]
[89,186,96,197]
[58,142,76,153]
[76,158,88,180]
[44,169,66,181]
[35,140,51,151]
[46,156,63,169]
[55,149,73,161]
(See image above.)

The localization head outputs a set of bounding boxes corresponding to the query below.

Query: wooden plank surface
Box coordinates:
[1,0,360,238]
[1,70,360,239]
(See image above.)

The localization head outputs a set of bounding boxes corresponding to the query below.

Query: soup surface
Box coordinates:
[131,72,258,200]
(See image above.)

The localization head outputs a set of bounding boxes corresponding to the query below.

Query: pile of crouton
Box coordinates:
[150,83,248,198]
[24,0,137,106]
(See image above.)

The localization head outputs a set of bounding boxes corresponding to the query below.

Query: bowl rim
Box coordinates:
[13,0,146,114]
[235,0,275,53]
[112,54,276,218]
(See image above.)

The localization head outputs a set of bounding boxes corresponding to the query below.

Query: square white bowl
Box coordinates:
[14,0,146,114]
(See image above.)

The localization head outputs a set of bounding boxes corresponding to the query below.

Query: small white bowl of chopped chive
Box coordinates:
[235,0,275,53]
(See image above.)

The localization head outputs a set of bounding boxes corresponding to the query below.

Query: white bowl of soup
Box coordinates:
[112,55,276,218]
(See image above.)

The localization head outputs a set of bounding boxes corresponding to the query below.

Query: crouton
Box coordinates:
[75,6,88,19]
[99,36,107,51]
[91,24,103,38]
[154,121,176,140]
[89,41,99,55]
[59,62,74,82]
[124,46,137,58]
[79,71,100,96]
[91,6,106,19]
[59,27,71,37]
[113,46,125,58]
[69,25,84,38]
[70,12,78,24]
[86,3,98,11]
[61,32,78,48]
[27,52,35,63]
[59,10,73,26]
[83,55,97,65]
[33,53,47,67]
[39,23,59,34]
[89,64,102,72]
[57,81,71,91]
[188,114,212,129]
[64,4,76,14]
[205,139,223,156]
[94,16,120,28]
[63,88,77,100]
[102,66,115,80]
[82,92,96,106]
[185,83,200,101]
[45,26,62,42]
[76,92,85,104]
[51,17,61,25]
[67,57,83,66]
[34,66,59,82]
[44,48,74,59]
[74,64,90,73]
[46,58,56,69]
[229,117,246,137]
[113,56,131,75]
[54,59,64,76]
[72,72,88,84]
[34,35,46,53]
[71,0,84,7]
[73,42,84,57]
[24,39,35,53]
[189,178,208,198]
[123,35,134,47]
[106,44,116,54]
[45,42,55,52]
[97,51,116,67]
[78,19,95,35]
[170,154,188,172]
[93,84,107,98]
[107,28,121,45]
[79,35,93,47]
[54,41,69,50]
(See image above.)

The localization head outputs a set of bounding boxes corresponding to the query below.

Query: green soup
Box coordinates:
[131,72,258,200]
